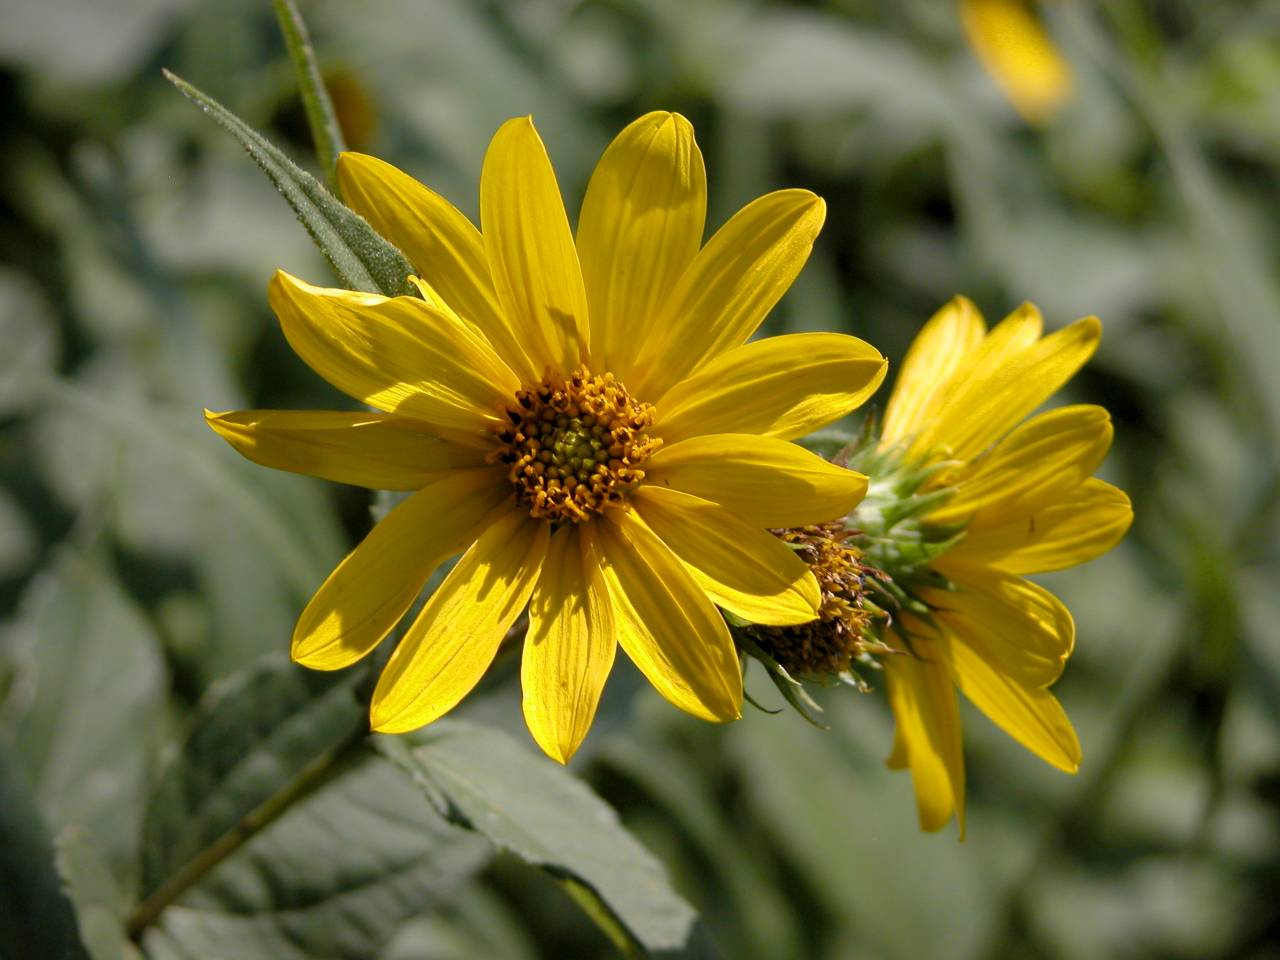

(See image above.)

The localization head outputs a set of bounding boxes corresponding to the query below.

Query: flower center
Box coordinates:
[491,366,660,524]
[750,522,886,681]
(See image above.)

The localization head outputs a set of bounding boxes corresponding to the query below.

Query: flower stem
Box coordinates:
[125,724,369,941]
[272,0,347,193]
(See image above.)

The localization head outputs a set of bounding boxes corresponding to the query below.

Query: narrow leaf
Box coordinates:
[377,721,717,959]
[163,69,415,297]
[271,0,347,190]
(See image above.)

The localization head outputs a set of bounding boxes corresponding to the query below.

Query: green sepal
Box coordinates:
[800,428,861,462]
[163,70,417,298]
[878,486,959,529]
[742,686,785,716]
[734,630,829,730]
[895,457,961,496]
[858,528,965,578]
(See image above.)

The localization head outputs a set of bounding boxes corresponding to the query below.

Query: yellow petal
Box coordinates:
[987,300,1047,347]
[594,512,742,723]
[405,274,457,315]
[886,724,909,770]
[923,564,1073,687]
[268,271,518,437]
[896,302,1042,457]
[644,434,867,528]
[370,505,549,733]
[928,405,1113,525]
[902,302,1041,459]
[883,623,966,835]
[576,112,706,379]
[629,190,826,400]
[947,302,1046,389]
[632,486,821,626]
[947,629,1081,772]
[335,152,539,383]
[480,117,589,374]
[960,0,1074,124]
[910,313,1102,464]
[656,333,886,444]
[205,409,486,489]
[292,468,509,670]
[946,478,1133,574]
[522,525,617,763]
[880,296,985,447]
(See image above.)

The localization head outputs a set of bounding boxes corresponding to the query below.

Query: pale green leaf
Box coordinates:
[140,655,366,897]
[0,265,58,417]
[597,736,803,960]
[377,721,716,959]
[0,746,89,960]
[56,827,143,960]
[140,757,489,960]
[2,551,167,878]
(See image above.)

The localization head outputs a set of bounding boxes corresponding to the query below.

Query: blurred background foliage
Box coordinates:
[2,0,1279,957]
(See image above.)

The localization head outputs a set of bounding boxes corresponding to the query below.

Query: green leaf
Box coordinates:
[0,0,187,85]
[0,264,59,417]
[380,883,538,960]
[377,721,717,959]
[139,756,490,960]
[597,736,804,960]
[0,746,89,960]
[139,655,367,899]
[271,0,346,191]
[29,377,331,602]
[725,705,1014,960]
[135,656,492,957]
[2,550,167,877]
[56,828,143,960]
[163,69,415,298]
[716,12,951,129]
[1061,6,1280,444]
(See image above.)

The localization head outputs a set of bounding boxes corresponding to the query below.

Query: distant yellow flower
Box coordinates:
[876,297,1131,834]
[961,0,1073,123]
[206,112,886,762]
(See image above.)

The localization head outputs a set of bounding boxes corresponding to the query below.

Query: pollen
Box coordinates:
[752,522,885,680]
[490,366,660,524]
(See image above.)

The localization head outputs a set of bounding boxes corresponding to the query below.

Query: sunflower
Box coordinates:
[206,112,887,762]
[864,296,1131,834]
[960,0,1073,123]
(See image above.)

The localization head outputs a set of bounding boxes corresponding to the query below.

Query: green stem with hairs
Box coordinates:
[272,0,347,192]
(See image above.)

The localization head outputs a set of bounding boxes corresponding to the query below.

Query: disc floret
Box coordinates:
[749,521,890,684]
[493,366,660,523]
[733,436,964,723]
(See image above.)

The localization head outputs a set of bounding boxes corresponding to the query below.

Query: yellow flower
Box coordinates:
[876,296,1131,834]
[960,0,1073,123]
[206,112,887,762]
